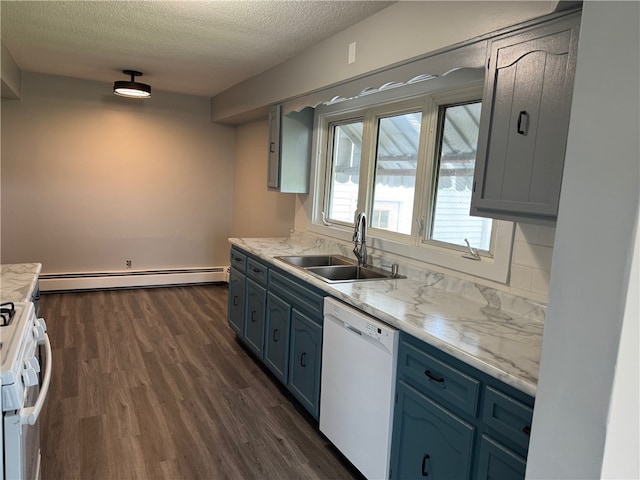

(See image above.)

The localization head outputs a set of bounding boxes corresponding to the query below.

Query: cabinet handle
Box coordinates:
[424,370,445,383]
[273,329,279,342]
[300,352,307,367]
[517,110,529,135]
[251,311,256,322]
[252,268,262,273]
[270,142,276,153]
[522,425,531,436]
[421,454,430,476]
[233,295,239,306]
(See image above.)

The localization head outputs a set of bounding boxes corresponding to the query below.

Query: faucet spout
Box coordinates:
[353,211,368,267]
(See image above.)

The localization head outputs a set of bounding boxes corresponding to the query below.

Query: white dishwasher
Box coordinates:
[320,297,399,480]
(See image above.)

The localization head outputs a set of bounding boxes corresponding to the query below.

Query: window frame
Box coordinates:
[422,89,496,256]
[309,76,514,283]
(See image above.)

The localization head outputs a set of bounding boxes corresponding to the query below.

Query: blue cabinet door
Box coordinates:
[264,292,292,384]
[244,278,266,357]
[227,268,245,336]
[288,310,322,419]
[391,381,475,480]
[477,435,526,480]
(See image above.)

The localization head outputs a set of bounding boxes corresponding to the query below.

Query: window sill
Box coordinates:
[307,220,514,284]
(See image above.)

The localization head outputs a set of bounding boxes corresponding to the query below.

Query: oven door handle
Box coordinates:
[19,332,52,426]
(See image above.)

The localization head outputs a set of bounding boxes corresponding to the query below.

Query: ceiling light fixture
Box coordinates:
[113,70,151,98]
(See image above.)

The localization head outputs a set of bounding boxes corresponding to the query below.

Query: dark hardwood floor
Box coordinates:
[39,284,358,480]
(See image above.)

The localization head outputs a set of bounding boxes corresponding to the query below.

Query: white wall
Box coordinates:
[211,1,557,122]
[526,2,640,477]
[1,72,236,273]
[230,120,295,238]
[601,217,639,479]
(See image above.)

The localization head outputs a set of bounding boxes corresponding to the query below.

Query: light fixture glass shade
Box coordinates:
[113,70,151,98]
[114,81,151,98]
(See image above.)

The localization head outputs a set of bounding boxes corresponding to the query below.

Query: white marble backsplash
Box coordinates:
[289,230,546,324]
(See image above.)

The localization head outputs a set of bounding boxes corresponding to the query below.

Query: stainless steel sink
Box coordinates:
[276,254,404,283]
[306,265,393,282]
[275,255,354,268]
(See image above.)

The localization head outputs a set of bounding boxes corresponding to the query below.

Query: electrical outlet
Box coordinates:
[126,260,132,269]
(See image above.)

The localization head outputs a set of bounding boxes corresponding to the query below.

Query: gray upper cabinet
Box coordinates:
[471,12,581,225]
[267,104,314,193]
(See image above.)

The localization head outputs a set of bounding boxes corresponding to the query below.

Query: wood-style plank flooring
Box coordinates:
[39,284,359,480]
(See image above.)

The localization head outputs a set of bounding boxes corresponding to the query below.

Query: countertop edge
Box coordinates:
[229,238,538,397]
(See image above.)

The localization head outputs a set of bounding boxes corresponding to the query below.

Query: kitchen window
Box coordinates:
[312,82,514,283]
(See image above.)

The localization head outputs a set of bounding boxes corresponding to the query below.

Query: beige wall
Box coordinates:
[230,120,295,237]
[1,72,236,273]
[1,41,22,98]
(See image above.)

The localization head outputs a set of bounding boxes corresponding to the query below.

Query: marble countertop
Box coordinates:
[230,237,543,397]
[1,263,42,303]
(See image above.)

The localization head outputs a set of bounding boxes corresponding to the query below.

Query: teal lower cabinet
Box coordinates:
[288,310,322,419]
[477,435,526,480]
[227,267,245,337]
[264,292,292,383]
[392,381,474,479]
[244,278,266,357]
[390,332,534,480]
[227,246,327,420]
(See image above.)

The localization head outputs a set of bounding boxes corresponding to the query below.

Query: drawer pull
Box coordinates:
[517,110,529,135]
[425,370,445,383]
[252,268,262,273]
[522,425,531,436]
[421,454,430,476]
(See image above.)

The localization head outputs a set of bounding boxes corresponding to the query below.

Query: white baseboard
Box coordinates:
[40,266,230,292]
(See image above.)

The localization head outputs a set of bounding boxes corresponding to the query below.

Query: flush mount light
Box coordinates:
[113,70,151,98]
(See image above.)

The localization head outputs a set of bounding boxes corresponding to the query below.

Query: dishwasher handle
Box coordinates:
[344,323,362,336]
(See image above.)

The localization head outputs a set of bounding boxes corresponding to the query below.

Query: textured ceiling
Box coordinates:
[1,1,393,98]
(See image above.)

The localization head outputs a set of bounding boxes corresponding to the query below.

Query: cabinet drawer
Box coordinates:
[398,341,480,416]
[246,258,268,285]
[268,270,325,321]
[230,248,247,273]
[482,386,533,450]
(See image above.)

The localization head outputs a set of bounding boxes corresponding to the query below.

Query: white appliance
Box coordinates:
[320,297,399,480]
[1,301,52,480]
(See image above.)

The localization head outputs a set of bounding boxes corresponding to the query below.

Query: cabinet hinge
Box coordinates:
[487,58,490,70]
[395,392,398,404]
[473,180,476,192]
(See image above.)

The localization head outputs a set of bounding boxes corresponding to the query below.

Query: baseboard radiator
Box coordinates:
[40,266,229,292]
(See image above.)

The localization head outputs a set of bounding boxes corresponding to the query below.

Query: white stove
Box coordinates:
[0,301,51,480]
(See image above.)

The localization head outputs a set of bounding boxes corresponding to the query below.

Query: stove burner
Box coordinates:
[0,302,15,326]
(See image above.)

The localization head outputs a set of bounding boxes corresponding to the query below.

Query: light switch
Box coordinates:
[348,42,356,64]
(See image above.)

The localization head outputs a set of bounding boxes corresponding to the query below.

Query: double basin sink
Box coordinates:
[275,254,404,283]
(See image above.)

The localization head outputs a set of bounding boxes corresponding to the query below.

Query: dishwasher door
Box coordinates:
[320,297,399,480]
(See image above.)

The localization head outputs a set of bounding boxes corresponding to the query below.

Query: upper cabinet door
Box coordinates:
[267,104,282,190]
[471,13,580,225]
[267,104,314,193]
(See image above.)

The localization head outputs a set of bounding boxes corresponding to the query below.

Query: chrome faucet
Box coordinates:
[353,211,368,267]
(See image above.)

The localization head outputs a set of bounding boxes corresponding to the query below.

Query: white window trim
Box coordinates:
[307,70,514,284]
